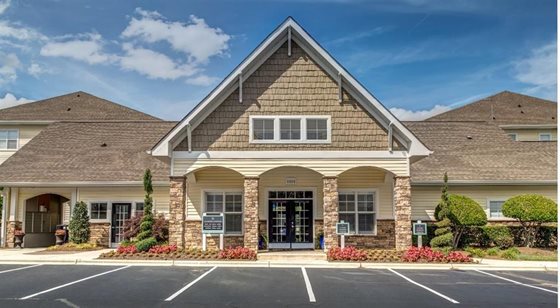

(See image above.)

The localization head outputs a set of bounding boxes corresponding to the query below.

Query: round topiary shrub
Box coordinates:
[482,225,514,249]
[447,194,487,248]
[502,194,557,247]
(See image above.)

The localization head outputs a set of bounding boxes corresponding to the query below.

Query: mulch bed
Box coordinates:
[98,250,257,261]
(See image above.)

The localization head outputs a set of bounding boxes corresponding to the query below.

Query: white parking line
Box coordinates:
[388,268,459,304]
[301,267,316,303]
[474,270,558,295]
[0,264,42,274]
[164,266,218,302]
[20,265,130,300]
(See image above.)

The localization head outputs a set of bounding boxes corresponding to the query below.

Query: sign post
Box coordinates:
[336,221,350,249]
[202,213,224,251]
[412,220,427,248]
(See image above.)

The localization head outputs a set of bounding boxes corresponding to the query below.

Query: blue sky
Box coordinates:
[0,0,556,120]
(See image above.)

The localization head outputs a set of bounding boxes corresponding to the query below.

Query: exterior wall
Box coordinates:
[503,128,557,141]
[411,184,558,221]
[344,220,395,249]
[78,186,170,217]
[176,41,400,152]
[184,221,243,249]
[0,124,47,165]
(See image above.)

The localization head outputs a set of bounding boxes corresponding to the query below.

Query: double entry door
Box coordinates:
[269,199,313,249]
[111,203,131,245]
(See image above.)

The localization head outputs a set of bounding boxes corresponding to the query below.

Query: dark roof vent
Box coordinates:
[100,143,107,147]
[77,94,81,97]
[518,104,522,107]
[466,135,473,140]
[553,116,556,120]
[492,116,496,120]
[520,110,524,114]
[67,107,71,111]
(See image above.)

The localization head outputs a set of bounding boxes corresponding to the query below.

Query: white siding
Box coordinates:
[338,168,394,219]
[503,128,557,141]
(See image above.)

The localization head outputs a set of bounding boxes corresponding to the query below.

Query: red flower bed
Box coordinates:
[327,246,368,261]
[218,246,257,260]
[402,247,472,263]
[148,244,177,254]
[116,245,137,254]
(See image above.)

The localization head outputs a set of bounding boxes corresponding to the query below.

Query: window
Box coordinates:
[306,118,328,140]
[205,192,243,234]
[488,200,505,218]
[507,133,517,141]
[135,202,144,216]
[90,202,108,220]
[280,119,301,140]
[539,133,552,141]
[338,191,376,234]
[0,130,18,150]
[252,118,274,140]
[249,116,331,143]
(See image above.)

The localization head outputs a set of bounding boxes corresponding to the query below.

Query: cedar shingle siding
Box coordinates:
[175,42,400,151]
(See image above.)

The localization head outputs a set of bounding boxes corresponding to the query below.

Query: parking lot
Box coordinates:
[0,264,556,307]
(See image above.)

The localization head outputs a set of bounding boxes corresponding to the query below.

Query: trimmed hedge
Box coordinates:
[461,225,557,248]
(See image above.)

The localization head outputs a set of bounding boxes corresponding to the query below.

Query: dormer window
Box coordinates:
[0,129,18,150]
[249,116,331,143]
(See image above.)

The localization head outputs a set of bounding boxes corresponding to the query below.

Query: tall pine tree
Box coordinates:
[69,201,90,244]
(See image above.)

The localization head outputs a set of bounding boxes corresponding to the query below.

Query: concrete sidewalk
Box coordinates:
[0,248,557,270]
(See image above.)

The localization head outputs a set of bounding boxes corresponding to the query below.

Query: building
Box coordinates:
[0,18,556,251]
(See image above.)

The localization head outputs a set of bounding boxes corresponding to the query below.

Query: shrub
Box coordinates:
[68,201,90,244]
[327,246,368,261]
[117,245,137,254]
[402,247,472,263]
[486,247,500,256]
[502,194,557,247]
[482,226,514,249]
[218,247,257,260]
[431,173,453,249]
[123,215,142,241]
[152,214,169,242]
[135,237,157,252]
[447,194,487,248]
[148,244,177,254]
[446,251,473,263]
[430,232,453,248]
[464,247,486,258]
[501,247,521,260]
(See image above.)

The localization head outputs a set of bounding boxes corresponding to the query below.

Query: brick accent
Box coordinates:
[89,222,110,247]
[184,221,244,249]
[6,221,22,248]
[323,177,339,250]
[394,176,412,250]
[243,177,259,251]
[169,176,186,248]
[345,220,395,249]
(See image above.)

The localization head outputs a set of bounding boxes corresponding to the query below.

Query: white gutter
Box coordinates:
[0,181,171,187]
[412,180,557,186]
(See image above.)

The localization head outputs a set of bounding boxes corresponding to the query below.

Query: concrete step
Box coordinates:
[257,250,327,262]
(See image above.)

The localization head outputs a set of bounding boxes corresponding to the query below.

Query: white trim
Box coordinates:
[538,132,552,141]
[500,124,557,129]
[0,189,6,247]
[412,180,557,186]
[0,120,54,125]
[485,198,516,221]
[174,150,408,159]
[506,133,518,141]
[151,17,431,158]
[338,189,379,236]
[88,201,110,223]
[0,181,171,187]
[249,115,332,144]
[202,189,244,235]
[9,187,17,221]
[0,128,19,151]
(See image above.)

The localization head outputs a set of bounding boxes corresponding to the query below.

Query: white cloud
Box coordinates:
[328,26,391,45]
[0,20,46,41]
[185,74,219,86]
[122,9,230,63]
[27,62,45,77]
[119,43,198,79]
[0,92,33,109]
[0,0,10,15]
[40,33,115,65]
[390,104,451,121]
[514,42,557,100]
[0,52,19,83]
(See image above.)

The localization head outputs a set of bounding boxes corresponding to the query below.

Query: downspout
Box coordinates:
[0,188,8,248]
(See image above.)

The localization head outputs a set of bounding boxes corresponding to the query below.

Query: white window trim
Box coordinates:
[88,201,110,223]
[131,201,146,218]
[507,133,518,141]
[202,189,244,236]
[539,133,552,141]
[0,129,19,151]
[338,189,378,235]
[486,198,515,221]
[249,115,331,144]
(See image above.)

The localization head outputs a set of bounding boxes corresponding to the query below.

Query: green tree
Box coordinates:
[502,194,557,247]
[68,201,90,244]
[447,194,487,248]
[135,169,157,251]
[430,173,453,248]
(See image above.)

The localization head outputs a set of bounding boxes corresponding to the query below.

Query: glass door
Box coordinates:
[111,203,131,245]
[268,195,313,249]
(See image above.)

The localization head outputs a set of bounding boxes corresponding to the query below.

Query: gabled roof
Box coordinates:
[151,17,430,157]
[427,91,557,125]
[406,121,557,184]
[0,121,176,185]
[0,91,159,122]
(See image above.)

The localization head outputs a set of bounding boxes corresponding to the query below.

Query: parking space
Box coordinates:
[0,265,555,307]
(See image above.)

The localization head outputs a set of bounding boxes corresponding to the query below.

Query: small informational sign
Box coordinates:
[336,222,350,235]
[413,222,427,235]
[202,213,224,234]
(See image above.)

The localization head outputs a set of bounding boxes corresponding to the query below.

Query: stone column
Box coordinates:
[323,176,339,251]
[243,177,259,251]
[169,176,186,248]
[394,176,412,250]
[6,221,22,248]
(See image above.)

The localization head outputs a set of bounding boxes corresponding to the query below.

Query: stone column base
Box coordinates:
[89,222,110,247]
[243,177,259,251]
[323,177,339,251]
[6,221,22,248]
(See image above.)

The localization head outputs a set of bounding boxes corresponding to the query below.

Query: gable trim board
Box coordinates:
[151,17,431,158]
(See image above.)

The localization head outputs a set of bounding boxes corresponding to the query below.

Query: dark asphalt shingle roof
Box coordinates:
[406,121,557,183]
[427,91,557,125]
[0,121,176,183]
[0,91,159,121]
